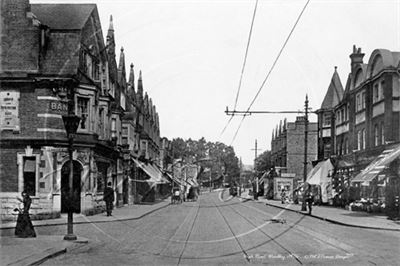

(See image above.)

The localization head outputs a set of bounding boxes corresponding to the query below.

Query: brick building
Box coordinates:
[0,0,164,221]
[317,46,400,215]
[270,116,318,197]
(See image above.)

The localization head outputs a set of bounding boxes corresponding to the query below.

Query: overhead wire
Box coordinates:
[230,0,311,145]
[219,0,259,137]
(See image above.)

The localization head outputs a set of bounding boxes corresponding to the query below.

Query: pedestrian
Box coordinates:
[281,188,286,204]
[104,182,114,216]
[304,187,314,215]
[14,191,36,238]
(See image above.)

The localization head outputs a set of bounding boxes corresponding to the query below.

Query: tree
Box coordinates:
[255,150,273,175]
[170,138,240,186]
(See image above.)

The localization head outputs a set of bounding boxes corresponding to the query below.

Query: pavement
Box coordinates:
[0,198,171,266]
[239,191,400,231]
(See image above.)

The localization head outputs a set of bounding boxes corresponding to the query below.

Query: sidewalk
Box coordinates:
[240,192,400,231]
[0,198,171,266]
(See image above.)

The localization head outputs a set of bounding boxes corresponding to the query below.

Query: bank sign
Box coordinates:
[0,91,20,131]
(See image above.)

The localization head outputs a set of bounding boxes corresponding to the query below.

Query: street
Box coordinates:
[35,191,400,266]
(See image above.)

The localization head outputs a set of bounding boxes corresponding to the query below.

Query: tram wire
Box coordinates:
[220,0,259,137]
[229,0,311,145]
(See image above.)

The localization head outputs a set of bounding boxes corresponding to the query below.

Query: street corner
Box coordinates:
[0,235,84,266]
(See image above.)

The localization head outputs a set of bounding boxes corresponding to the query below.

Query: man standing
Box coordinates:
[104,182,114,216]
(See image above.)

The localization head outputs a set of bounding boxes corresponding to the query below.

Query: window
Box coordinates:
[373,80,385,103]
[356,90,366,111]
[111,118,116,138]
[92,61,100,81]
[341,108,345,123]
[336,111,341,124]
[374,124,379,146]
[323,113,331,126]
[98,108,104,136]
[344,139,349,154]
[86,53,92,78]
[381,123,385,145]
[361,91,366,109]
[77,97,89,130]
[121,126,128,145]
[357,130,362,150]
[373,83,379,103]
[362,129,366,150]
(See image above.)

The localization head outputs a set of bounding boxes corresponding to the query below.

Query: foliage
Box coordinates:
[255,150,273,176]
[171,138,240,184]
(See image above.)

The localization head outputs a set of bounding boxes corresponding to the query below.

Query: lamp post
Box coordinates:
[62,114,81,241]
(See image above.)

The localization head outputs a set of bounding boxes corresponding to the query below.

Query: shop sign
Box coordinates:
[281,173,296,178]
[49,101,68,113]
[0,91,20,131]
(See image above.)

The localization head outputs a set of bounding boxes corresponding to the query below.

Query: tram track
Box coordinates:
[210,197,251,263]
[247,202,393,264]
[175,196,201,265]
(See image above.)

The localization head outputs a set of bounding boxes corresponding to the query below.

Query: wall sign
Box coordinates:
[48,101,68,112]
[0,91,20,131]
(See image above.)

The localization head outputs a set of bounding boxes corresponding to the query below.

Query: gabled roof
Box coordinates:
[320,67,344,109]
[31,4,96,30]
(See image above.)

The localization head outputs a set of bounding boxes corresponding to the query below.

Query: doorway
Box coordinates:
[61,160,83,213]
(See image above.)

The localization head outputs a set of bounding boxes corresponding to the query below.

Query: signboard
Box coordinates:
[0,91,20,131]
[281,173,296,178]
[48,101,68,113]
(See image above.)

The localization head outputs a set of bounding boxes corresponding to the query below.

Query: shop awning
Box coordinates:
[132,158,169,184]
[351,144,400,183]
[306,159,334,185]
[306,159,334,203]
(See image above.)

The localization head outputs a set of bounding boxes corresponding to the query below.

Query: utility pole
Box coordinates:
[302,94,309,211]
[251,139,261,199]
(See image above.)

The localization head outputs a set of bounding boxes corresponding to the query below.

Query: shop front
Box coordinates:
[350,144,400,217]
[273,176,294,200]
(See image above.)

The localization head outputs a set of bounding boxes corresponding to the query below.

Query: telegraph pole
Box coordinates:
[301,94,309,211]
[251,139,261,199]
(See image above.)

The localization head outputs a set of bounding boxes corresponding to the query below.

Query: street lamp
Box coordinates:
[62,114,81,241]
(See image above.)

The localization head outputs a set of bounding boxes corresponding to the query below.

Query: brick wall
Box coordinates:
[0,0,39,72]
[286,120,318,179]
[0,148,20,192]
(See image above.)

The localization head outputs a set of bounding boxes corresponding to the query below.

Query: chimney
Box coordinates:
[349,45,365,70]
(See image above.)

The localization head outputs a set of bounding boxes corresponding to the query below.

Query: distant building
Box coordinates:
[271,116,318,195]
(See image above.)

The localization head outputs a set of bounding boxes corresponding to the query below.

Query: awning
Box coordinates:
[351,144,400,183]
[306,159,334,203]
[133,158,169,184]
[306,159,334,185]
[24,159,36,172]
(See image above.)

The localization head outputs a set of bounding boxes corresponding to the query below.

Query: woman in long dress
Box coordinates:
[14,191,36,238]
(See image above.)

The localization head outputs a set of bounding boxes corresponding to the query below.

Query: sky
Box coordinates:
[32,0,400,165]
